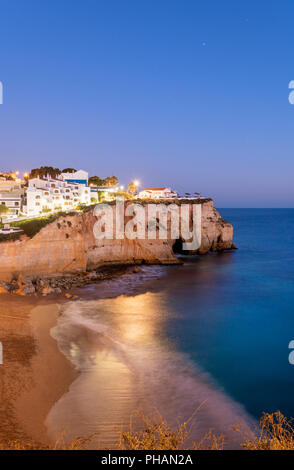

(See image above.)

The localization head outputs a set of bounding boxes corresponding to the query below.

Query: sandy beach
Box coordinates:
[0,295,77,447]
[0,263,255,450]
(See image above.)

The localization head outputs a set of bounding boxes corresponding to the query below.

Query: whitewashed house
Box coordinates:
[138,187,178,199]
[61,169,89,186]
[25,174,92,216]
[0,191,24,217]
[0,178,23,193]
[61,170,98,202]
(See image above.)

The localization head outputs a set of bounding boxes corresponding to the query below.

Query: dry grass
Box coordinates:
[118,409,224,450]
[237,411,294,450]
[0,432,97,450]
[1,410,293,450]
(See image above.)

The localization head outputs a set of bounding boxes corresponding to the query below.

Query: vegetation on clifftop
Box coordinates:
[0,198,213,244]
[0,211,78,242]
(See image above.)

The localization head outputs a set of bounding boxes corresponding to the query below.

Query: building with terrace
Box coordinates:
[0,190,24,217]
[25,174,95,216]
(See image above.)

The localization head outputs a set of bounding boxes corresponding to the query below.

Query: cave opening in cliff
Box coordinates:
[172,238,185,254]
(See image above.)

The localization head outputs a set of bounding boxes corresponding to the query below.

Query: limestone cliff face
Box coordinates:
[0,199,235,281]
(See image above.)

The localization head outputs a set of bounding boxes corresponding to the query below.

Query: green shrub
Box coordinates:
[8,212,74,239]
[0,232,23,243]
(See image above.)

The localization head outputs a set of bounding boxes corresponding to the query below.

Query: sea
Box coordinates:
[47,209,294,448]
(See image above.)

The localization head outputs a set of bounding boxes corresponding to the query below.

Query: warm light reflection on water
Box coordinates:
[48,284,252,449]
[109,293,167,344]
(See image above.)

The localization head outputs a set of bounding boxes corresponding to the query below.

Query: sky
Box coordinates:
[0,0,293,207]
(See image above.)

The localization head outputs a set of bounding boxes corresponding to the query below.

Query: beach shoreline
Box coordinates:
[0,296,78,447]
[0,258,256,450]
[0,264,168,447]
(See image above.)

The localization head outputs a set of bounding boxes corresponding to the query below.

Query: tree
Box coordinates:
[116,190,132,200]
[62,168,76,173]
[0,204,9,222]
[0,173,14,181]
[104,176,119,187]
[30,166,61,179]
[128,181,137,197]
[88,176,105,187]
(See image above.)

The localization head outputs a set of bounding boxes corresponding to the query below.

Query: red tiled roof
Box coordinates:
[143,188,169,191]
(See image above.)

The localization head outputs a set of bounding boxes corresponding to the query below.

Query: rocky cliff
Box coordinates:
[0,199,235,283]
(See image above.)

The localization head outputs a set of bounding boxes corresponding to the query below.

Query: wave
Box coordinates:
[47,292,255,449]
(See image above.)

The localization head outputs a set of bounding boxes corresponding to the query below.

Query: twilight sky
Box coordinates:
[0,0,293,207]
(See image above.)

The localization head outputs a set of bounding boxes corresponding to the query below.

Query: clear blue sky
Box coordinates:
[0,0,293,207]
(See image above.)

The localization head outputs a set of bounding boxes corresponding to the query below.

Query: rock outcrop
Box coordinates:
[0,199,235,290]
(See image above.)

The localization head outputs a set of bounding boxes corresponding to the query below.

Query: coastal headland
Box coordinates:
[0,201,239,448]
[0,199,235,295]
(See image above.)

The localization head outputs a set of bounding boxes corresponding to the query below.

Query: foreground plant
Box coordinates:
[118,409,224,450]
[1,410,293,450]
[238,411,294,450]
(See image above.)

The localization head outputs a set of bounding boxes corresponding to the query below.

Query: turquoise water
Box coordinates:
[168,209,294,419]
[49,209,294,446]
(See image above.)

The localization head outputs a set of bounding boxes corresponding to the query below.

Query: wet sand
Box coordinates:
[0,263,255,449]
[0,295,77,447]
[0,267,163,447]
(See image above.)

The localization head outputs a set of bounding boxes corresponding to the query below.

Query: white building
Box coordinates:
[62,169,98,202]
[0,191,24,217]
[138,187,178,199]
[0,178,23,193]
[25,175,92,216]
[61,169,89,186]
